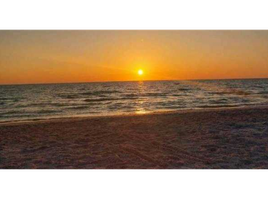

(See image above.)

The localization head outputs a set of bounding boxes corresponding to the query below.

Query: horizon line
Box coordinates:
[0,77,268,86]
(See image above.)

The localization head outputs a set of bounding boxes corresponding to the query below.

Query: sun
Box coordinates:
[138,69,143,76]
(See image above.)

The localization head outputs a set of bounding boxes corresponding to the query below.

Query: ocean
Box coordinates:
[0,79,267,122]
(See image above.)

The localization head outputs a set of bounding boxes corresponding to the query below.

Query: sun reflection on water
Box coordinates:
[135,81,148,114]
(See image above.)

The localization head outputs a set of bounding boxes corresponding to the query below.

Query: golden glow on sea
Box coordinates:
[0,30,268,85]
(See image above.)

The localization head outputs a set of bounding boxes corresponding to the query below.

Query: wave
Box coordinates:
[156,105,185,109]
[58,94,80,99]
[208,99,228,104]
[120,96,139,100]
[0,97,11,101]
[256,91,268,94]
[0,97,21,102]
[123,94,139,98]
[144,92,167,97]
[38,110,61,114]
[14,102,71,108]
[178,88,191,91]
[80,90,121,96]
[197,104,238,108]
[57,90,122,99]
[123,93,167,98]
[0,114,36,119]
[66,106,89,110]
[1,109,61,116]
[208,90,251,96]
[0,110,24,115]
[84,98,120,102]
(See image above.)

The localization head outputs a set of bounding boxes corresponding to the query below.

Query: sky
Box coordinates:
[1,30,268,84]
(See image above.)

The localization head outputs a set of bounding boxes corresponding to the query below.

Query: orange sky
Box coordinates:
[0,30,268,84]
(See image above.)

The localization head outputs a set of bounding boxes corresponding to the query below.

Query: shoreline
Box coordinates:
[1,104,268,126]
[1,105,268,169]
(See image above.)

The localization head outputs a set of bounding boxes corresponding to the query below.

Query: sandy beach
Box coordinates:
[0,106,268,169]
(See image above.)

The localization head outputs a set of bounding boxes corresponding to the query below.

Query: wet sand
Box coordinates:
[0,106,268,169]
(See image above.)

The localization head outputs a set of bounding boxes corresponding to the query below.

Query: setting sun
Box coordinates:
[138,69,144,76]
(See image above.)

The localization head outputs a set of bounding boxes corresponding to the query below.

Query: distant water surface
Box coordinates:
[0,79,268,122]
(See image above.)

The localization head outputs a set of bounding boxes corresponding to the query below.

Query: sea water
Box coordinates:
[0,79,268,122]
